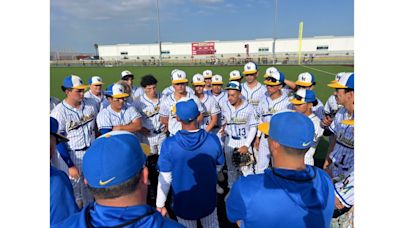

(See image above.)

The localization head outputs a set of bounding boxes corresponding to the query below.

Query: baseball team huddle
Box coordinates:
[50,62,354,228]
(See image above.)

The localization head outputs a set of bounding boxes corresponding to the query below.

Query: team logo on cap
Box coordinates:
[99,176,116,186]
[197,77,201,81]
[177,73,182,78]
[247,65,251,70]
[301,76,306,81]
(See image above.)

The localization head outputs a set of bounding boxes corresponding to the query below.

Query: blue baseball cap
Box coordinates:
[63,75,88,89]
[50,117,68,143]
[83,131,146,189]
[225,81,242,91]
[176,98,200,123]
[104,83,129,98]
[328,72,354,90]
[258,111,315,149]
[289,89,318,106]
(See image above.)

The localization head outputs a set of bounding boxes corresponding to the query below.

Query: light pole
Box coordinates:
[272,0,278,65]
[156,0,162,66]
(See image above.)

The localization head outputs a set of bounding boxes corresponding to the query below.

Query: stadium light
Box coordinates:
[272,0,278,65]
[156,0,162,66]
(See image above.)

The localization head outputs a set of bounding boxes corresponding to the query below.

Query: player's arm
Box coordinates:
[156,142,173,217]
[160,116,169,132]
[284,78,297,90]
[113,118,142,133]
[205,114,218,132]
[238,126,257,154]
[323,135,336,176]
[196,112,204,123]
[56,137,80,180]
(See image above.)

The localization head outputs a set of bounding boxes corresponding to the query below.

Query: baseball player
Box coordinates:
[324,72,346,118]
[220,81,258,189]
[161,69,195,97]
[286,72,325,120]
[54,131,183,227]
[159,70,204,136]
[50,75,98,208]
[96,83,142,135]
[254,71,291,174]
[202,69,213,91]
[192,73,221,132]
[50,117,78,225]
[50,96,61,112]
[332,170,354,227]
[241,62,267,109]
[263,66,292,96]
[84,76,106,112]
[226,111,334,228]
[156,98,224,228]
[289,89,324,165]
[120,70,144,102]
[228,70,243,83]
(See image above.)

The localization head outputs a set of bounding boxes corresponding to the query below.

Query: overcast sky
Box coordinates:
[50,0,354,53]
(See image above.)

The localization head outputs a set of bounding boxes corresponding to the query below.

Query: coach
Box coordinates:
[226,111,335,228]
[156,98,225,228]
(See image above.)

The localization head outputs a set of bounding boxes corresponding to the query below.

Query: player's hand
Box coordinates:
[237,146,248,154]
[218,127,225,137]
[157,207,168,217]
[139,127,150,136]
[112,125,122,131]
[254,137,260,150]
[335,196,345,210]
[321,116,333,128]
[68,166,80,180]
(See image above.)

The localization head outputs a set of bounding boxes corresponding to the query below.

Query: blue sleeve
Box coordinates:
[56,142,74,168]
[50,171,79,225]
[157,139,173,172]
[99,128,112,135]
[226,179,247,223]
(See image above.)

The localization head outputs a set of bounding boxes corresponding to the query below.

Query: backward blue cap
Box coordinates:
[50,117,68,143]
[83,131,146,188]
[269,112,315,149]
[176,98,199,123]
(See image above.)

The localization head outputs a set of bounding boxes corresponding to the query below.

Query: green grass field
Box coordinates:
[50,64,354,167]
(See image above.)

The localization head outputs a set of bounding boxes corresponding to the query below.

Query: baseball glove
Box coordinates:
[232,148,254,167]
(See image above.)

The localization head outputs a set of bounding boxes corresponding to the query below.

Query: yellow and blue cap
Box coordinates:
[264,67,279,78]
[83,131,147,188]
[176,98,200,123]
[264,71,285,86]
[104,83,129,98]
[258,111,315,149]
[289,89,318,106]
[192,74,206,86]
[121,70,134,79]
[88,76,104,85]
[331,72,346,83]
[243,62,258,75]
[211,74,224,85]
[203,69,213,79]
[225,81,242,91]
[229,70,242,81]
[328,72,354,90]
[63,75,89,89]
[171,70,188,84]
[295,72,315,87]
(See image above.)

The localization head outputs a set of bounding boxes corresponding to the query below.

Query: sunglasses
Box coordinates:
[266,77,278,82]
[226,82,240,89]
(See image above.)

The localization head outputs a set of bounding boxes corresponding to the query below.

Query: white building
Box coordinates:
[98,35,353,62]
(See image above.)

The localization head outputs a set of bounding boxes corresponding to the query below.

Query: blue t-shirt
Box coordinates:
[52,203,183,228]
[158,129,225,220]
[226,166,335,228]
[50,165,79,225]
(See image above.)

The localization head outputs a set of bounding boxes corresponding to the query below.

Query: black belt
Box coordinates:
[336,141,354,150]
[74,146,89,151]
[152,129,162,134]
[230,135,246,140]
[333,163,349,171]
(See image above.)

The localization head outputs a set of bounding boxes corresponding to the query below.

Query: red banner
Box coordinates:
[192,42,215,55]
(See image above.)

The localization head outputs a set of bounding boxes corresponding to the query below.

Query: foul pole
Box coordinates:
[297,21,303,65]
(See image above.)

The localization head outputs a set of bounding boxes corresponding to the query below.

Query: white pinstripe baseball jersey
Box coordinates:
[324,94,342,115]
[84,90,106,111]
[241,82,267,108]
[159,93,204,135]
[256,94,291,174]
[161,85,194,97]
[50,98,98,150]
[198,94,221,130]
[221,100,258,148]
[313,98,325,120]
[205,90,228,127]
[96,104,142,132]
[334,171,354,208]
[328,107,354,178]
[304,113,324,166]
[135,93,167,154]
[126,86,144,104]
